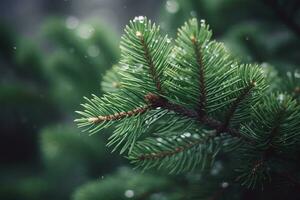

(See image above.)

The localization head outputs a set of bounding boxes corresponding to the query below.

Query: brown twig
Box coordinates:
[88,105,150,123]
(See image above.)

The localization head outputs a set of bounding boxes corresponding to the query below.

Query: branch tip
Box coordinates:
[86,105,150,124]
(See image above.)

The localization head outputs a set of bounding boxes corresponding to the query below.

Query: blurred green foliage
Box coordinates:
[0,17,120,200]
[1,0,300,199]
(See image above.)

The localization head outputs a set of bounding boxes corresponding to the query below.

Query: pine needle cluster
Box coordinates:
[75,17,300,189]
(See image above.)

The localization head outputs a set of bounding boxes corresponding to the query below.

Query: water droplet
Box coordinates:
[122,64,129,70]
[166,38,171,43]
[183,132,191,137]
[66,16,79,29]
[136,31,142,37]
[13,46,17,50]
[124,190,134,198]
[166,0,179,14]
[134,16,145,23]
[277,93,284,103]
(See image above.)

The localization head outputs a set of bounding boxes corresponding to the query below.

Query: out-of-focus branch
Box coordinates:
[262,0,300,37]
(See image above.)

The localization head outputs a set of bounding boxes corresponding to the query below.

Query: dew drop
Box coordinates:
[136,31,142,37]
[183,132,191,137]
[277,93,284,103]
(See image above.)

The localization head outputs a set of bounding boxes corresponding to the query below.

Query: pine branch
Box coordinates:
[137,134,214,161]
[250,107,286,174]
[146,93,251,142]
[191,35,206,115]
[237,94,300,188]
[136,31,163,93]
[75,17,300,186]
[87,105,150,123]
[219,81,257,133]
[266,108,285,146]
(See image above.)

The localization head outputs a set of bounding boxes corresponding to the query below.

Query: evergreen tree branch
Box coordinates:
[237,94,300,188]
[266,108,285,146]
[191,35,206,115]
[251,107,286,174]
[137,134,214,161]
[146,93,252,143]
[87,105,150,123]
[136,31,163,93]
[75,17,300,185]
[219,81,257,133]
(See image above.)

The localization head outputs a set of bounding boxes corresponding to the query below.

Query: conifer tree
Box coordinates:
[75,16,300,196]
